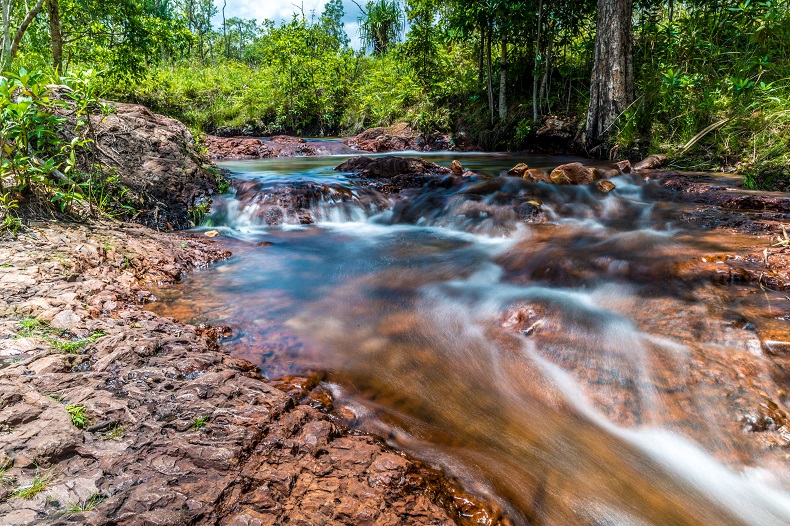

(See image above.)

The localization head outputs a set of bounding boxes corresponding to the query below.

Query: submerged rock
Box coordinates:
[596,179,617,193]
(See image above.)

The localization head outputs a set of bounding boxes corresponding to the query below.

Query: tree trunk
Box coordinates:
[584,0,634,151]
[499,37,507,120]
[9,0,46,67]
[46,0,63,74]
[532,0,543,122]
[539,33,553,113]
[1,0,10,69]
[486,21,494,124]
[477,25,484,90]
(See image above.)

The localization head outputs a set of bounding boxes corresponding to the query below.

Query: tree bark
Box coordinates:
[1,0,10,69]
[499,37,507,120]
[8,0,46,66]
[46,0,63,74]
[532,0,543,122]
[584,0,634,151]
[486,21,494,124]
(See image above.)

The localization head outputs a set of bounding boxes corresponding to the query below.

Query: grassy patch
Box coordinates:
[190,415,209,430]
[11,470,54,500]
[100,424,125,440]
[49,331,105,354]
[63,493,104,514]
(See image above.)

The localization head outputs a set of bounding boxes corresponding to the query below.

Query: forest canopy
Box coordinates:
[3,0,790,189]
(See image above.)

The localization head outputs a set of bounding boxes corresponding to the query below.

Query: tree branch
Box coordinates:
[9,0,45,61]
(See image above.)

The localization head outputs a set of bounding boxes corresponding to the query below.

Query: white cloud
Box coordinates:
[213,0,365,49]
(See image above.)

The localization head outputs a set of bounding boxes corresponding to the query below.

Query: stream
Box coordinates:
[149,145,790,526]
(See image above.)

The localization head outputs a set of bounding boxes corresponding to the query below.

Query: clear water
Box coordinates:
[150,149,790,526]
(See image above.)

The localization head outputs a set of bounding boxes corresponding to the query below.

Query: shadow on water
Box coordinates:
[150,151,790,525]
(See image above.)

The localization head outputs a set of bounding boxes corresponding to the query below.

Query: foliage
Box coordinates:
[11,469,54,499]
[190,415,209,430]
[63,493,104,514]
[65,404,87,428]
[359,0,405,56]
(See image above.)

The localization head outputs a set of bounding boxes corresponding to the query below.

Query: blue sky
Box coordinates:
[213,0,366,49]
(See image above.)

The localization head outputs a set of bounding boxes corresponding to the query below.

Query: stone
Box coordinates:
[450,160,464,175]
[633,154,668,171]
[50,309,81,330]
[596,180,617,193]
[549,162,597,185]
[507,163,529,177]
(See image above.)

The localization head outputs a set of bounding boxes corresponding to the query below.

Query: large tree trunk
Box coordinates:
[499,37,507,120]
[584,0,634,151]
[46,0,63,74]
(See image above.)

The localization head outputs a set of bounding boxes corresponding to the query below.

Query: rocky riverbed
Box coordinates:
[0,221,506,525]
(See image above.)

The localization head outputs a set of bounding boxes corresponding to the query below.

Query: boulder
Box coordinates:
[596,180,617,193]
[523,168,551,183]
[549,163,599,185]
[345,123,460,153]
[451,160,464,175]
[633,154,668,171]
[507,163,529,177]
[335,156,451,179]
[52,89,220,230]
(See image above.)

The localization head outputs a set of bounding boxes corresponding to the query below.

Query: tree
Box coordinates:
[357,0,404,56]
[584,0,633,152]
[321,0,349,50]
[0,0,46,72]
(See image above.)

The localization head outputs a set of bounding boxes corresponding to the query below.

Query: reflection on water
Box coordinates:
[150,150,790,525]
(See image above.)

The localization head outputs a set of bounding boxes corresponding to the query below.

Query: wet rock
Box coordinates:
[633,154,668,171]
[523,168,551,183]
[203,136,272,160]
[345,123,461,153]
[336,155,450,179]
[549,163,598,185]
[451,160,464,175]
[596,180,617,193]
[615,160,632,173]
[507,163,529,177]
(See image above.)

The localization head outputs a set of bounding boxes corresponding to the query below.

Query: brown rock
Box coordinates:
[523,168,550,183]
[549,163,597,185]
[596,180,617,193]
[451,160,464,175]
[615,160,632,173]
[507,163,529,177]
[633,154,668,171]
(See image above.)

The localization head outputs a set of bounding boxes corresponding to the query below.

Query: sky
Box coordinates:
[212,0,366,49]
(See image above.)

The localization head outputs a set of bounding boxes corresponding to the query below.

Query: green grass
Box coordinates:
[18,317,40,337]
[190,415,209,430]
[49,330,105,354]
[63,493,104,514]
[65,405,88,428]
[100,424,125,440]
[11,470,54,500]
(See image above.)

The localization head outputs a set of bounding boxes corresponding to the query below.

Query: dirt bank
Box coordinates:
[0,221,507,525]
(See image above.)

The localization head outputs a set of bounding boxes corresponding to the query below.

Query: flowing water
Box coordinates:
[150,146,790,525]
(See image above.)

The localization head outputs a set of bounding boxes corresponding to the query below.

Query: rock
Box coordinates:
[51,91,220,231]
[596,180,617,193]
[615,160,632,173]
[203,136,272,160]
[50,309,81,330]
[345,123,461,153]
[535,116,579,149]
[507,163,529,177]
[633,154,668,171]
[451,160,464,175]
[523,168,551,183]
[336,156,451,179]
[549,163,598,185]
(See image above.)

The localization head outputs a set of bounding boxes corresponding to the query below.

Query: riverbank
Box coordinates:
[0,220,506,525]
